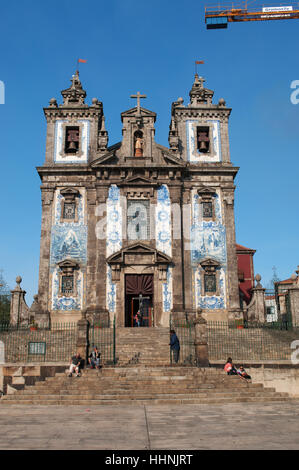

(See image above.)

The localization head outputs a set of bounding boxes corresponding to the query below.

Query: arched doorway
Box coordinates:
[125,274,153,327]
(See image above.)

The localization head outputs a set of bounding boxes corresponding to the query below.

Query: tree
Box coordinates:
[0,270,11,323]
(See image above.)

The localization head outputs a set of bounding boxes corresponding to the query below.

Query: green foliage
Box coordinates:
[0,270,11,323]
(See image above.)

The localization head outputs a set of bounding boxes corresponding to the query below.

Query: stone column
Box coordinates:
[37,187,54,315]
[94,184,110,324]
[76,311,89,361]
[223,191,242,321]
[288,274,299,327]
[10,277,29,326]
[182,188,193,312]
[169,185,184,313]
[193,310,209,367]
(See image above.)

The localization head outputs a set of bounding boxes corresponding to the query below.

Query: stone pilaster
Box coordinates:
[168,185,184,312]
[76,312,89,361]
[245,275,266,323]
[182,188,193,311]
[193,310,209,367]
[94,185,110,323]
[37,187,54,315]
[223,191,241,321]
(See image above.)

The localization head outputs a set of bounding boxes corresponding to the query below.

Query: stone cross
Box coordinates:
[130,91,147,115]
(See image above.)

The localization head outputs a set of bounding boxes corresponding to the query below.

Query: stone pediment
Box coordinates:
[121,107,157,121]
[159,147,185,167]
[107,243,172,266]
[197,186,216,196]
[199,258,220,270]
[120,175,155,185]
[90,148,119,167]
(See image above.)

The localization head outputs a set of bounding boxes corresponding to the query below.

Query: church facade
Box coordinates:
[36,71,241,327]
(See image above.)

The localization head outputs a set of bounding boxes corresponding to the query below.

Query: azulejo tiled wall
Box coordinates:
[186,119,222,163]
[50,188,87,311]
[106,185,122,313]
[191,189,227,309]
[156,185,173,312]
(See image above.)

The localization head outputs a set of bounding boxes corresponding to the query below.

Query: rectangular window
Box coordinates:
[61,275,74,295]
[127,200,150,241]
[204,274,216,293]
[65,126,80,154]
[63,202,76,220]
[202,201,213,219]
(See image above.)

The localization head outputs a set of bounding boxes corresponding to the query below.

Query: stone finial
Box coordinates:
[291,273,297,282]
[61,70,87,107]
[49,98,57,107]
[218,98,226,107]
[296,266,299,275]
[189,74,214,106]
[14,276,22,291]
[255,274,262,288]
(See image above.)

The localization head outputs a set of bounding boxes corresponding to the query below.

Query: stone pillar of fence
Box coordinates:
[28,295,50,327]
[76,310,89,362]
[244,274,266,323]
[193,309,209,367]
[288,274,299,327]
[10,276,29,326]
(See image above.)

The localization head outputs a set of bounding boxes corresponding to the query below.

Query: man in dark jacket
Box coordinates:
[170,330,180,364]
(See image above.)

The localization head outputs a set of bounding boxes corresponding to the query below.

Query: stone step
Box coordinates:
[2,390,288,401]
[0,397,291,406]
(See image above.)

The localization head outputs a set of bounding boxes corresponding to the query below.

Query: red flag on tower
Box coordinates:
[78,59,87,63]
[195,60,204,64]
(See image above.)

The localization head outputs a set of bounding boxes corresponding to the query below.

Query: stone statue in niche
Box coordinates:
[134,131,144,157]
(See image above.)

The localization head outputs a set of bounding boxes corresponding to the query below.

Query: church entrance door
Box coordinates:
[125,274,153,327]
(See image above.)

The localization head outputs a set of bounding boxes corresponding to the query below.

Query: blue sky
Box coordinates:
[0,0,298,303]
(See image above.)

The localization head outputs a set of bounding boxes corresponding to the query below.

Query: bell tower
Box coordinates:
[168,74,241,321]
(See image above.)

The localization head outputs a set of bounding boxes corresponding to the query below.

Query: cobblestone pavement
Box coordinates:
[0,402,299,450]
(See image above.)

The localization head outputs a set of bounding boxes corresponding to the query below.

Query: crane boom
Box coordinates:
[205,2,299,28]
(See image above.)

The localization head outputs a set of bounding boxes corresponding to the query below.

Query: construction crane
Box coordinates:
[205,1,299,29]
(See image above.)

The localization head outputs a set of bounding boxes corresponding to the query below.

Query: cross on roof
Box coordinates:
[130,91,147,115]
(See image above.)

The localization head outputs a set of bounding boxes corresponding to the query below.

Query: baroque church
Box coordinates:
[36,71,241,327]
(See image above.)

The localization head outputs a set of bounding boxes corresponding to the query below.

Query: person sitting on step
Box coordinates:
[68,352,82,377]
[237,365,251,381]
[224,357,238,375]
[88,346,101,369]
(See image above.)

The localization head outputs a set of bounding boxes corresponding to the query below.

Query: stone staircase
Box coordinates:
[0,366,291,405]
[115,327,170,366]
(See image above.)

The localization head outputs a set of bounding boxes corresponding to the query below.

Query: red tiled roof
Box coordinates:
[236,243,256,253]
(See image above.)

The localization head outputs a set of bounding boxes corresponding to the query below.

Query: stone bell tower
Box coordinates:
[36,71,108,323]
[168,74,241,321]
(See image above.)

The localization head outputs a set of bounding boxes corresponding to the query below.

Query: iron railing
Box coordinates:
[207,321,299,361]
[0,322,77,363]
[88,316,116,365]
[169,315,195,365]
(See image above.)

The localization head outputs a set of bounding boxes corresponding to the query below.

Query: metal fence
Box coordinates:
[88,317,116,365]
[169,315,195,365]
[0,323,77,363]
[207,321,299,361]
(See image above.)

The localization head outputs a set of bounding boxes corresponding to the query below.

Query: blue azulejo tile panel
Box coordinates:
[106,266,116,315]
[163,267,173,313]
[50,226,87,267]
[106,185,122,313]
[191,189,227,309]
[51,269,83,311]
[186,119,221,163]
[106,185,122,258]
[195,266,226,310]
[156,185,172,257]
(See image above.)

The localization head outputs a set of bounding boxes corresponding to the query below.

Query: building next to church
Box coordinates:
[35,71,241,327]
